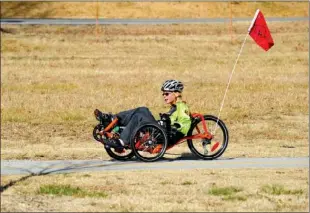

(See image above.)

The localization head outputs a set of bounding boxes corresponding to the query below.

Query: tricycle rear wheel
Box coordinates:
[93,124,134,161]
[130,123,168,162]
[105,147,135,161]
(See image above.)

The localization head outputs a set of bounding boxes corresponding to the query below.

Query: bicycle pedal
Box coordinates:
[203,144,210,155]
[204,149,209,155]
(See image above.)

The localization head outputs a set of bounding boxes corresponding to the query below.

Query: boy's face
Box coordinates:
[162,91,176,105]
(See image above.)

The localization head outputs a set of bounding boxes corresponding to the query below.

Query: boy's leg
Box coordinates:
[116,107,155,125]
[103,107,145,149]
[117,107,156,145]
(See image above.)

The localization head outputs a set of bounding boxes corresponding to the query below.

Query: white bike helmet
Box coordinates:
[161,79,184,93]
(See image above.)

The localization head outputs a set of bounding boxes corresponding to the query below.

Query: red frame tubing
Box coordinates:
[191,113,208,134]
[166,113,214,151]
[99,118,119,139]
[99,113,215,152]
[135,132,150,150]
[104,118,118,132]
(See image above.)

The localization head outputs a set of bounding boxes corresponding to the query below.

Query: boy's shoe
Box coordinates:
[94,109,115,126]
[114,147,125,153]
[104,144,124,154]
[103,138,123,149]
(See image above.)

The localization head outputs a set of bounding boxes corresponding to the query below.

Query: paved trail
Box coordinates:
[1,157,308,175]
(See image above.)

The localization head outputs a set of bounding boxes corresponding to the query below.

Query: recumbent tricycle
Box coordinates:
[92,109,229,162]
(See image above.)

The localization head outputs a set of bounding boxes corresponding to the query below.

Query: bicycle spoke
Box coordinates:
[132,124,168,162]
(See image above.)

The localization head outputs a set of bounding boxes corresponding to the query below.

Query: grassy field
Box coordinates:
[0,2,309,211]
[1,168,308,212]
[1,1,308,18]
[1,22,308,160]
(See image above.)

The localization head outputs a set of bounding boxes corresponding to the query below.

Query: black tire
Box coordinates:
[93,124,134,161]
[93,124,104,142]
[105,147,135,161]
[130,123,168,162]
[187,115,229,160]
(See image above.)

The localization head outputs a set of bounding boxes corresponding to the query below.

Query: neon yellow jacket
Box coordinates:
[169,101,191,135]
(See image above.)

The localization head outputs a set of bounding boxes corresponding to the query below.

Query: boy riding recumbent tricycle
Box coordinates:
[92,108,229,162]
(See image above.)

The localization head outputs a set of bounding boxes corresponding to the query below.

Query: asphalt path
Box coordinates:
[1,157,309,175]
[1,17,308,25]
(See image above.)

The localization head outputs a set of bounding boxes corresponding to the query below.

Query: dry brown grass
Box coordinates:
[1,168,308,212]
[0,13,309,212]
[1,21,308,160]
[1,1,308,18]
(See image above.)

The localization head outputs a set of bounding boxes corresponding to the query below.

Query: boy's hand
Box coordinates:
[172,123,181,129]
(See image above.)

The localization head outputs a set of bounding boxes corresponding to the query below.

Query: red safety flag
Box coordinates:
[248,9,274,51]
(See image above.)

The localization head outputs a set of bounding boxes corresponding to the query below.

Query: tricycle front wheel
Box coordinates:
[187,115,229,160]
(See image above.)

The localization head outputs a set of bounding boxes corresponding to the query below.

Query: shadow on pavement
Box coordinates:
[160,152,234,162]
[109,152,234,162]
[1,153,234,193]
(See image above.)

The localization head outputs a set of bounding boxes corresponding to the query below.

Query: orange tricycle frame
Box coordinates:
[99,112,214,152]
[165,112,214,151]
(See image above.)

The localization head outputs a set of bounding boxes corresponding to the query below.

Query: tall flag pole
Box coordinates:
[229,1,233,43]
[212,9,274,134]
[96,0,99,42]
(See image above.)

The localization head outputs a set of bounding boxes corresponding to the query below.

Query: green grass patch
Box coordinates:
[1,38,46,53]
[160,181,172,185]
[1,107,33,123]
[53,111,86,122]
[28,83,78,93]
[58,111,86,122]
[208,186,243,196]
[261,184,304,195]
[3,83,78,94]
[222,195,247,201]
[208,186,246,202]
[1,108,86,124]
[38,184,108,198]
